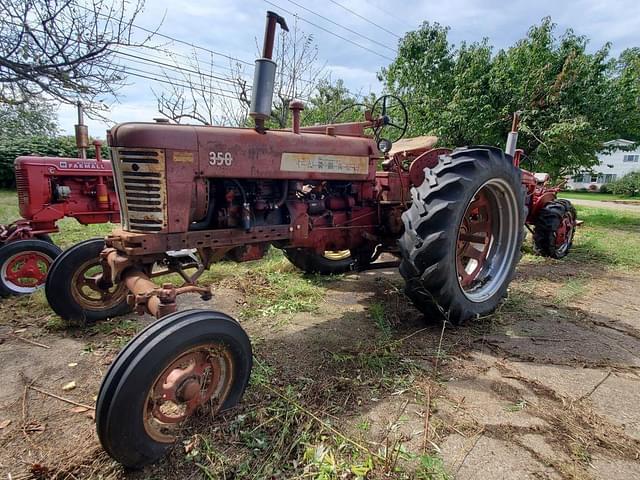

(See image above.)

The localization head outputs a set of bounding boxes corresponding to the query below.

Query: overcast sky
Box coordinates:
[58,0,640,136]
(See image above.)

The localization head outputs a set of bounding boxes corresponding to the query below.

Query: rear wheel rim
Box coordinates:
[456,178,519,303]
[1,251,53,294]
[70,259,128,311]
[555,213,574,255]
[143,344,235,443]
[322,250,351,261]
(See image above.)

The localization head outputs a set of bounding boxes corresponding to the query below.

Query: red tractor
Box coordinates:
[44,12,576,467]
[0,105,120,296]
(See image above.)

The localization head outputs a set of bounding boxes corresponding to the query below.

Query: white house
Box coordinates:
[566,139,640,191]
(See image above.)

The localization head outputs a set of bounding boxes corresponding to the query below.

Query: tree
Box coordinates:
[153,18,325,128]
[0,101,59,138]
[0,0,151,114]
[155,53,251,127]
[381,18,640,178]
[300,79,373,126]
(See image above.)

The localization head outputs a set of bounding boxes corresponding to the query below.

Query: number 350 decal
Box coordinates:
[209,151,233,166]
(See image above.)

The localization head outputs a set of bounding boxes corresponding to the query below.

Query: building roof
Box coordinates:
[603,139,636,147]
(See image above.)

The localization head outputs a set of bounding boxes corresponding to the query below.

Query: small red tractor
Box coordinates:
[44,12,576,467]
[0,105,119,296]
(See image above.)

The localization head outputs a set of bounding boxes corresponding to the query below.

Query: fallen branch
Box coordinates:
[28,385,94,410]
[579,370,612,400]
[11,333,50,349]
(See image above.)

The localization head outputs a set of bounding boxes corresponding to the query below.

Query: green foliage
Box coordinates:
[0,135,109,187]
[609,171,640,197]
[0,102,59,139]
[381,18,640,178]
[301,79,375,126]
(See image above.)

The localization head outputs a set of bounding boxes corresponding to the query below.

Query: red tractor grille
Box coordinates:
[15,168,29,208]
[112,148,167,232]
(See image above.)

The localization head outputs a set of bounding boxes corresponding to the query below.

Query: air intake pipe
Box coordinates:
[250,11,289,132]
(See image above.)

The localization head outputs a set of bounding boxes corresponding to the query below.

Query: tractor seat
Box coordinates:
[389,135,438,157]
[534,173,550,184]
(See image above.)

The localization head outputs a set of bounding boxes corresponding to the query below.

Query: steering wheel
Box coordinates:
[371,94,408,144]
[330,103,367,124]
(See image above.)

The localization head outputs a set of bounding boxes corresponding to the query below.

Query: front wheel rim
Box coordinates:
[1,251,54,294]
[70,259,128,311]
[143,344,235,443]
[456,178,519,303]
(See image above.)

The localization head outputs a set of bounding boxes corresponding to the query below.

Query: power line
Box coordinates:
[327,0,401,39]
[75,2,255,68]
[112,49,247,89]
[114,64,242,98]
[367,2,415,30]
[263,0,395,62]
[282,0,397,53]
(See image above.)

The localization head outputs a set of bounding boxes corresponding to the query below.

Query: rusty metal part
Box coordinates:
[408,148,453,186]
[144,345,234,443]
[124,270,211,318]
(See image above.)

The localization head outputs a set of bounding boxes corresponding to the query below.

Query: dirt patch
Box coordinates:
[1,260,639,479]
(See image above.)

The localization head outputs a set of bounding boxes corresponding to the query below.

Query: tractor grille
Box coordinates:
[111,148,167,232]
[15,168,29,208]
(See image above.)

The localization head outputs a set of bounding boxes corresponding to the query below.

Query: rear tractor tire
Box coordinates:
[399,147,525,324]
[533,200,576,259]
[0,239,62,296]
[96,309,252,468]
[284,247,374,275]
[45,238,131,326]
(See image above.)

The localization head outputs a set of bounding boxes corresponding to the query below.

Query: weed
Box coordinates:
[356,419,371,432]
[505,399,528,412]
[415,453,450,480]
[369,301,392,338]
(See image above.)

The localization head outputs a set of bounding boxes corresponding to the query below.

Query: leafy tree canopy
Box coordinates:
[381,18,640,178]
[0,101,59,139]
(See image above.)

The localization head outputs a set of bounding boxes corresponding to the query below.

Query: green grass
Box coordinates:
[559,191,632,202]
[0,188,112,248]
[571,205,640,269]
[199,248,328,320]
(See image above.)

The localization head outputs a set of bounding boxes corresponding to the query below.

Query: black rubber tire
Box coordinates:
[35,234,54,244]
[96,309,252,468]
[0,239,62,296]
[284,247,373,275]
[399,147,525,324]
[533,200,576,259]
[45,238,130,325]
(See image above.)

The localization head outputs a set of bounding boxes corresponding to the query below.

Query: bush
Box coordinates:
[0,136,109,187]
[610,171,640,197]
[598,183,611,194]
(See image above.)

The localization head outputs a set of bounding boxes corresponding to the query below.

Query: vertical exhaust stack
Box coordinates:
[75,102,89,159]
[505,111,521,157]
[250,11,289,132]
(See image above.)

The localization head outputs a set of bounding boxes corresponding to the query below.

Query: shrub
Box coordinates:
[598,183,611,194]
[0,136,108,187]
[610,171,640,197]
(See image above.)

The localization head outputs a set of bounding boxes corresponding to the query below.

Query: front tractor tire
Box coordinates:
[0,239,62,296]
[284,248,372,275]
[45,238,131,325]
[533,200,576,259]
[399,147,525,324]
[96,309,252,468]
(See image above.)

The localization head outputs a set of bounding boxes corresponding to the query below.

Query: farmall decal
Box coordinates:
[58,161,107,170]
[280,153,368,175]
